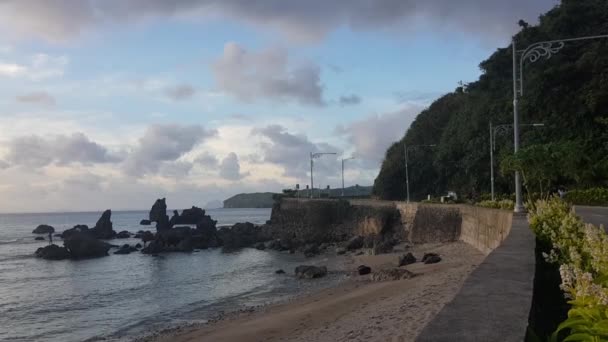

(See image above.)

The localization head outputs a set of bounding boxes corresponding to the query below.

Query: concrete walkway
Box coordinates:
[416,214,535,342]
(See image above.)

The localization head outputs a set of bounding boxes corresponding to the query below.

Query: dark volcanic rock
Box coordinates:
[64,233,111,259]
[61,225,89,239]
[175,206,207,225]
[398,252,416,266]
[346,236,364,250]
[141,240,164,254]
[139,231,155,244]
[135,243,142,249]
[265,239,282,250]
[35,236,45,241]
[194,219,219,248]
[33,224,55,234]
[90,210,117,239]
[140,219,151,225]
[219,222,259,251]
[336,247,346,255]
[422,253,441,264]
[372,240,395,255]
[114,244,137,255]
[150,198,170,231]
[357,265,372,275]
[116,231,131,239]
[254,242,266,250]
[35,244,70,260]
[295,265,327,279]
[275,269,285,274]
[371,268,416,282]
[303,243,320,257]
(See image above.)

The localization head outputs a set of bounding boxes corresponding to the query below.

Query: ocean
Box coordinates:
[0,209,345,342]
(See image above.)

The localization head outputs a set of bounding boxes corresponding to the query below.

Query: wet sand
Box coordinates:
[144,242,485,342]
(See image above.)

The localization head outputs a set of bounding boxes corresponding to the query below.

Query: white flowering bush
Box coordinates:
[528,197,608,341]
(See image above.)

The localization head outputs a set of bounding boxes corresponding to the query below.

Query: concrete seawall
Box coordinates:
[272,198,513,255]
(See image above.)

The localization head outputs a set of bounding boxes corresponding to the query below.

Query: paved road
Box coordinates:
[574,206,608,228]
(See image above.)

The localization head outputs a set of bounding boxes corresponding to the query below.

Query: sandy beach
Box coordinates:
[144,241,485,342]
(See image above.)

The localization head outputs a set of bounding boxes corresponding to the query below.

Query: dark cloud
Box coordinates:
[15,91,56,106]
[194,151,219,168]
[164,84,196,101]
[252,124,341,178]
[335,104,425,166]
[123,124,217,176]
[159,161,194,178]
[0,1,557,42]
[212,42,324,106]
[219,152,248,180]
[339,94,361,106]
[6,132,120,167]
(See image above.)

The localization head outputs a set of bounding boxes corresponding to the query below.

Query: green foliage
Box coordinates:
[529,198,608,341]
[373,1,608,201]
[564,188,608,206]
[476,199,515,210]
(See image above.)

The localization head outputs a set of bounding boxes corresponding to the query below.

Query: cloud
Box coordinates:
[339,94,361,106]
[0,1,557,42]
[164,83,196,101]
[335,103,425,165]
[15,91,56,106]
[219,152,248,180]
[0,53,68,80]
[194,151,219,168]
[0,160,9,169]
[123,124,217,176]
[252,124,340,178]
[159,161,194,178]
[212,42,324,106]
[5,132,120,168]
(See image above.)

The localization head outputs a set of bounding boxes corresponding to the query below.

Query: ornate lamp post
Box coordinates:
[310,152,336,198]
[512,34,608,212]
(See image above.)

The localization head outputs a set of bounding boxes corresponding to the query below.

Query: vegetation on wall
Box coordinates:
[373,0,608,201]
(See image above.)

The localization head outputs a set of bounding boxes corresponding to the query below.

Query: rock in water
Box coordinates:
[357,265,372,275]
[116,231,131,239]
[398,252,417,266]
[254,242,266,250]
[219,222,259,250]
[35,236,45,241]
[295,265,328,279]
[422,253,441,264]
[61,225,89,239]
[32,224,55,234]
[35,244,70,260]
[175,206,206,224]
[140,219,151,225]
[346,236,364,250]
[91,210,117,239]
[114,244,137,255]
[371,268,416,282]
[275,269,285,274]
[149,198,170,231]
[64,233,111,259]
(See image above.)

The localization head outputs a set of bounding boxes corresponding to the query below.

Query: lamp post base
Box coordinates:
[514,204,526,213]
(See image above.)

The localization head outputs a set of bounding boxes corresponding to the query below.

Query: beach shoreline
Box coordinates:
[139,241,485,342]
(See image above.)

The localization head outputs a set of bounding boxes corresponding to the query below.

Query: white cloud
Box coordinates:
[219,152,248,180]
[0,53,68,80]
[212,42,324,105]
[335,103,425,166]
[123,124,217,177]
[0,62,27,77]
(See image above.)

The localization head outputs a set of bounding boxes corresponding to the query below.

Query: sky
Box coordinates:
[0,0,558,213]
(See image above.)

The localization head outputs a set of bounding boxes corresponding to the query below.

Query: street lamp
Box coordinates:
[310,152,337,198]
[489,122,544,201]
[404,144,436,203]
[341,157,355,197]
[512,33,608,212]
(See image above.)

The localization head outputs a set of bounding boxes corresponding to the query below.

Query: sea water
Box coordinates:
[0,209,344,342]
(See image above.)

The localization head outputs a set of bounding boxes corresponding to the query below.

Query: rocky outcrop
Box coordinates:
[116,231,131,239]
[295,265,327,279]
[150,198,170,231]
[173,206,207,225]
[346,236,364,250]
[140,219,151,225]
[35,244,70,260]
[33,224,55,234]
[218,222,261,251]
[399,252,416,266]
[357,265,371,275]
[303,243,320,257]
[90,210,117,239]
[114,244,137,255]
[64,233,111,259]
[422,253,441,264]
[371,268,416,282]
[372,239,396,255]
[61,225,89,239]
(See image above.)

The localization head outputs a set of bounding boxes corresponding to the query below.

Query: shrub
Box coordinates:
[563,188,608,206]
[476,199,515,211]
[528,197,608,341]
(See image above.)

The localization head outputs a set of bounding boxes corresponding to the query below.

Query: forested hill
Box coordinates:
[223,192,277,208]
[373,0,608,201]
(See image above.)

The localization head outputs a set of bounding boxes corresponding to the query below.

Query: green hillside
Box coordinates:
[223,192,277,208]
[373,0,608,201]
